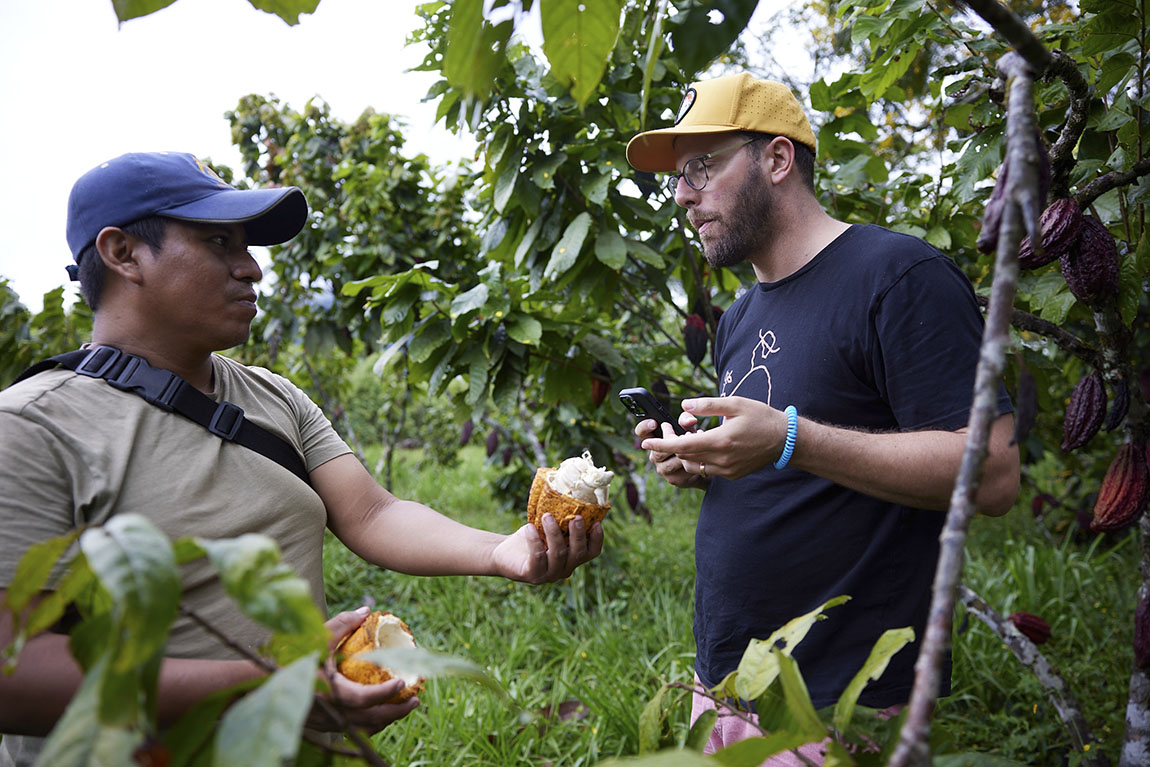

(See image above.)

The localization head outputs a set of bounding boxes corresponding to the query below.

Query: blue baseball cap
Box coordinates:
[66,151,308,263]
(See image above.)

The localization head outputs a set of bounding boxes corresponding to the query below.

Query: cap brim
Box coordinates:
[626,124,743,173]
[160,186,308,246]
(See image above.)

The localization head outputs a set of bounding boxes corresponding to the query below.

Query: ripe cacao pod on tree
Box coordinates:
[1060,215,1119,307]
[1091,440,1149,532]
[1009,611,1052,645]
[485,428,500,458]
[1017,198,1083,269]
[1103,376,1129,433]
[683,314,708,367]
[977,131,1050,254]
[591,361,611,409]
[1061,371,1106,452]
[460,418,475,446]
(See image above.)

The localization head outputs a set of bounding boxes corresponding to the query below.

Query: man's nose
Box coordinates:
[672,176,698,208]
[233,250,263,283]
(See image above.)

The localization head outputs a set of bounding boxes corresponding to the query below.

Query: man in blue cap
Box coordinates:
[0,152,603,766]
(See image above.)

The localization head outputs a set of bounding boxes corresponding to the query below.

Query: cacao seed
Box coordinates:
[684,314,708,367]
[1061,371,1106,452]
[1009,611,1051,645]
[1103,376,1129,433]
[1090,440,1149,532]
[1060,215,1119,307]
[1017,198,1083,269]
[1135,595,1150,670]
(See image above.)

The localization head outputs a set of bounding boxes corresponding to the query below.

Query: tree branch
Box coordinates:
[959,0,1052,72]
[957,584,1109,766]
[974,294,1101,366]
[891,51,1038,767]
[1046,50,1092,197]
[1076,158,1150,209]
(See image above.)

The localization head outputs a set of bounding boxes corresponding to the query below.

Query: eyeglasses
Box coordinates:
[665,136,764,195]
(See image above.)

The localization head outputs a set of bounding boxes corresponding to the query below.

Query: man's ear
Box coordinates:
[763,137,797,186]
[94,227,147,285]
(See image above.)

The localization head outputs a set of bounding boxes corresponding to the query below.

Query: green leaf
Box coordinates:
[626,237,666,267]
[111,0,178,23]
[925,225,952,250]
[861,42,920,98]
[583,171,612,205]
[540,0,622,108]
[514,216,545,268]
[444,0,513,100]
[80,514,180,672]
[668,0,761,77]
[775,653,824,739]
[832,626,914,732]
[163,680,262,767]
[493,158,521,214]
[594,229,628,269]
[492,357,524,413]
[685,708,717,752]
[214,653,317,767]
[35,652,142,766]
[451,284,491,319]
[4,529,79,614]
[932,754,1034,767]
[410,320,453,364]
[545,212,593,280]
[467,347,489,407]
[506,314,543,345]
[356,646,508,698]
[710,730,815,767]
[195,534,327,656]
[638,683,669,754]
[578,333,626,368]
[532,152,567,190]
[735,595,850,701]
[244,0,320,25]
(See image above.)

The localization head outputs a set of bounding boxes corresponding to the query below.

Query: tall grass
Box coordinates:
[323,447,1140,765]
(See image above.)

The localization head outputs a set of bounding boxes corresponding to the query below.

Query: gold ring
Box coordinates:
[699,463,707,479]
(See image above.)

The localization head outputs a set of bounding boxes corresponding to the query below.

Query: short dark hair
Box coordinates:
[740,131,816,194]
[76,216,169,311]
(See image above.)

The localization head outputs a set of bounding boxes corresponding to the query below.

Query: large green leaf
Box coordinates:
[540,0,623,108]
[195,534,327,656]
[79,514,180,672]
[668,0,761,77]
[4,529,79,614]
[444,0,514,100]
[710,730,815,767]
[214,653,317,767]
[832,626,914,732]
[545,212,594,280]
[245,0,320,24]
[110,0,178,22]
[356,645,508,697]
[774,653,824,739]
[638,683,670,754]
[734,595,849,701]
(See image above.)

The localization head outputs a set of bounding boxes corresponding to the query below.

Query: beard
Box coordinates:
[697,166,776,269]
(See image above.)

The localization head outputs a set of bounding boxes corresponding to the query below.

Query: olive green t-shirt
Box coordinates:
[0,354,350,767]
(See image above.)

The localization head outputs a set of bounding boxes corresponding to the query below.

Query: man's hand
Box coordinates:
[490,514,604,584]
[639,396,786,482]
[633,406,713,489]
[310,608,420,733]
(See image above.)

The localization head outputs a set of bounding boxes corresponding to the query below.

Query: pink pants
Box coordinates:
[690,674,827,766]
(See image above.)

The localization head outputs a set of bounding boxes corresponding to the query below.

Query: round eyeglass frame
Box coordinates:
[665,135,765,195]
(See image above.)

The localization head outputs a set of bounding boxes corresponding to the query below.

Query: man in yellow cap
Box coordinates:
[628,74,1020,760]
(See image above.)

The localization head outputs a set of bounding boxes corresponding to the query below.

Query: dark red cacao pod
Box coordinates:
[460,418,475,446]
[1011,363,1037,446]
[1060,215,1119,307]
[1135,595,1150,669]
[1009,612,1052,645]
[1090,440,1149,532]
[485,428,500,458]
[591,361,611,409]
[1017,198,1083,269]
[625,479,640,512]
[1061,371,1106,452]
[1104,376,1130,433]
[502,445,513,467]
[683,314,708,367]
[977,159,1010,255]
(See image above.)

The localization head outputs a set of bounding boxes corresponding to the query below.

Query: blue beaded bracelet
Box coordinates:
[774,405,798,470]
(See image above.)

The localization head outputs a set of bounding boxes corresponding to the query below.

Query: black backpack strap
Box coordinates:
[14,346,310,485]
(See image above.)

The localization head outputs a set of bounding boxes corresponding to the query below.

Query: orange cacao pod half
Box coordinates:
[1090,440,1149,532]
[1061,371,1106,452]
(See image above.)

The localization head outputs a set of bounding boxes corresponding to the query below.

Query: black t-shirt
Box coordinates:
[695,224,1013,709]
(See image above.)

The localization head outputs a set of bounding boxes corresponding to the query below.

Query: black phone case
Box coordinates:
[618,387,687,436]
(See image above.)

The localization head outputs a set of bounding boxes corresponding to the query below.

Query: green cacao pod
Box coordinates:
[1061,371,1106,452]
[1060,215,1119,306]
[1090,440,1149,532]
[1017,198,1083,269]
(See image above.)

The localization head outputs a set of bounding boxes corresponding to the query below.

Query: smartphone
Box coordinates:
[618,387,687,436]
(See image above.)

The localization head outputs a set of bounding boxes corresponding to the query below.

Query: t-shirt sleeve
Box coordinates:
[870,257,1013,431]
[286,382,353,472]
[0,413,82,588]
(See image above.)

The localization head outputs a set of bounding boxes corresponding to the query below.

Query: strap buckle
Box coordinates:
[107,355,183,412]
[75,346,121,379]
[208,402,244,441]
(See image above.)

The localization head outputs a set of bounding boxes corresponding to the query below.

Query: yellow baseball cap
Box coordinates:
[626,73,817,172]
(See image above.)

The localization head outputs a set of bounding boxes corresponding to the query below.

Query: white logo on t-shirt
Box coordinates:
[721,328,781,406]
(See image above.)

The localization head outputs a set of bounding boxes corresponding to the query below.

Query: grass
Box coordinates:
[322,446,1142,766]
